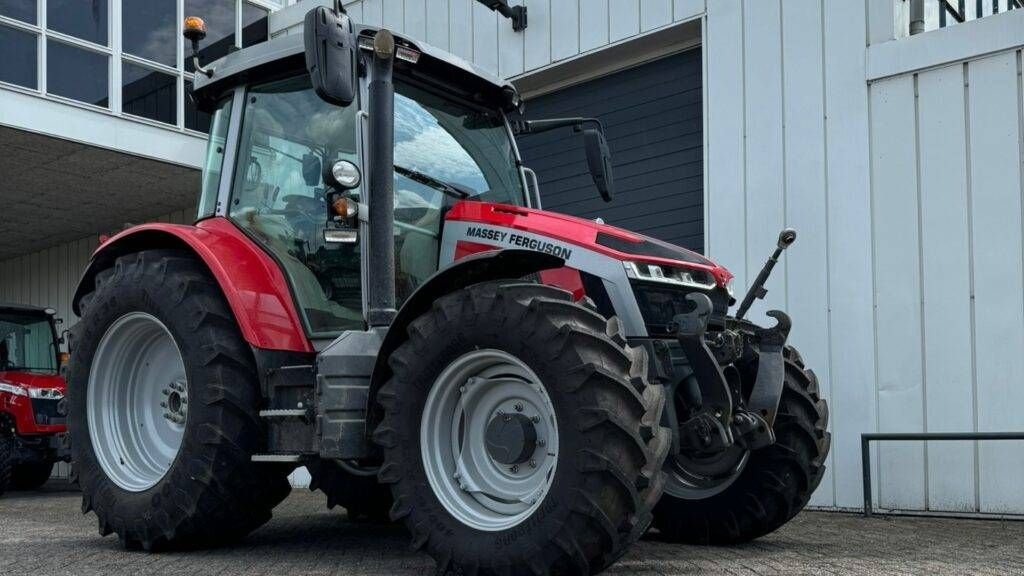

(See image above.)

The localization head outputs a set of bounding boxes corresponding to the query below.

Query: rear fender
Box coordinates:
[366,249,563,430]
[72,218,313,353]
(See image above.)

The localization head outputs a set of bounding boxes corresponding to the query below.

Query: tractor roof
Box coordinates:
[193,25,516,110]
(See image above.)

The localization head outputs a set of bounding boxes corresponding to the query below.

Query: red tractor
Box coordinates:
[67,5,829,574]
[0,304,69,496]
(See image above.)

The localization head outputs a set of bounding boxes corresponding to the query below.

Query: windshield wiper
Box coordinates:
[394,164,473,199]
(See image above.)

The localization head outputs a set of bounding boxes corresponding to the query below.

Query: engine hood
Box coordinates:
[445,201,734,287]
[0,370,65,392]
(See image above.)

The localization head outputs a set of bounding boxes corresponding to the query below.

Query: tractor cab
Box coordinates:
[190,23,536,338]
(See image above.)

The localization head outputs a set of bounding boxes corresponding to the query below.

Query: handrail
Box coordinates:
[861,431,1024,516]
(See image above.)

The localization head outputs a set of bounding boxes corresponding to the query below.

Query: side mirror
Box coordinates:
[303,5,357,107]
[584,128,614,202]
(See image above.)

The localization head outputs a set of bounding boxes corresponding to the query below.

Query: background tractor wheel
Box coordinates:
[653,346,830,544]
[308,460,392,521]
[11,462,54,490]
[375,281,670,576]
[68,250,292,550]
[0,425,12,497]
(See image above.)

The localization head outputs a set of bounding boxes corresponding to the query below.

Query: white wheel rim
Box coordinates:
[420,349,559,532]
[86,312,188,492]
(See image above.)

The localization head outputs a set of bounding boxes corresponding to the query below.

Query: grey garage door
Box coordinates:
[516,48,704,252]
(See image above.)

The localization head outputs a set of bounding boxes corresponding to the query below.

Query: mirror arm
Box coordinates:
[512,117,605,136]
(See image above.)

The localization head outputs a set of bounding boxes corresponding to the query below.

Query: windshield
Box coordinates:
[393,80,525,209]
[0,312,57,373]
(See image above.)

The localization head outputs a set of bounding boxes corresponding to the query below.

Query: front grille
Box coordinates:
[31,398,65,426]
[631,282,730,336]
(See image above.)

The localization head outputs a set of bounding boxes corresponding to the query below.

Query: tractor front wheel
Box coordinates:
[68,250,292,550]
[0,425,12,497]
[375,282,670,576]
[652,346,830,544]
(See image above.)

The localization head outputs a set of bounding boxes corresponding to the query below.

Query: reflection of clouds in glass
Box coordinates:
[394,96,486,192]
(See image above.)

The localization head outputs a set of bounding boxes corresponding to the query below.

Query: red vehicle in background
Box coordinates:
[0,304,69,496]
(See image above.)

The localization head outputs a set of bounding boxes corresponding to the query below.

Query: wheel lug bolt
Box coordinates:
[529,459,537,468]
[162,390,170,396]
[510,465,519,473]
[160,402,167,408]
[531,415,540,424]
[538,439,546,447]
[515,403,523,412]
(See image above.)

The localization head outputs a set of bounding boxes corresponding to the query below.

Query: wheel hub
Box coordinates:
[162,380,188,425]
[485,412,537,466]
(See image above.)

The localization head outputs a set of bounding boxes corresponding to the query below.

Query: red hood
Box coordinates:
[0,370,66,392]
[446,201,734,287]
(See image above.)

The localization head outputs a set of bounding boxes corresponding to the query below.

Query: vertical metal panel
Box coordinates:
[704,0,746,291]
[447,0,473,60]
[674,0,705,22]
[741,0,785,323]
[967,51,1024,514]
[917,62,976,512]
[498,0,525,77]
[580,0,610,53]
[550,0,579,62]
[405,0,427,39]
[780,0,834,508]
[823,0,876,509]
[472,1,498,73]
[425,0,449,49]
[523,0,551,70]
[608,0,640,42]
[383,0,404,31]
[362,0,383,25]
[640,0,673,31]
[870,74,926,511]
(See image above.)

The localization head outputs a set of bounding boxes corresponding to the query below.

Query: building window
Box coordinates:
[122,0,176,67]
[48,0,108,46]
[0,0,37,25]
[185,0,235,73]
[242,2,269,47]
[47,39,109,107]
[0,25,38,89]
[0,0,276,132]
[123,62,177,125]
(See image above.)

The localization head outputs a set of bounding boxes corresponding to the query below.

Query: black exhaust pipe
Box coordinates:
[367,30,397,327]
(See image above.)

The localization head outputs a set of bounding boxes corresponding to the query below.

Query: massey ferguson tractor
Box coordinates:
[67,4,829,574]
[1,304,69,496]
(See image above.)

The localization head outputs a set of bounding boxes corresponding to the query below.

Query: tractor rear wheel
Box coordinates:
[652,346,830,544]
[11,461,54,490]
[68,250,292,550]
[308,459,393,521]
[374,282,670,576]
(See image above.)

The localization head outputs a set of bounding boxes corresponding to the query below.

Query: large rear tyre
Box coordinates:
[374,282,670,576]
[68,250,292,550]
[653,346,830,544]
[308,459,393,522]
[11,461,54,490]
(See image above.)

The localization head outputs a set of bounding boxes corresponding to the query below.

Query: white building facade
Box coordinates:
[3,0,1024,515]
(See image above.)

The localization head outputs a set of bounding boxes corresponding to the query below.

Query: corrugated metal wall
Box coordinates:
[0,207,196,327]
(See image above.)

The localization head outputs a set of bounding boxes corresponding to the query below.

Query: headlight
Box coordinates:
[27,388,64,400]
[623,261,717,290]
[725,279,735,298]
[0,382,27,397]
